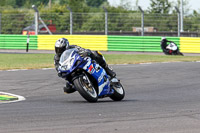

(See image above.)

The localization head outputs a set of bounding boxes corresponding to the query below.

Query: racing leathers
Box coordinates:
[160,39,173,55]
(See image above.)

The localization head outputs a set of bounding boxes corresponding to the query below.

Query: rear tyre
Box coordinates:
[73,73,98,102]
[178,52,184,56]
[110,82,125,101]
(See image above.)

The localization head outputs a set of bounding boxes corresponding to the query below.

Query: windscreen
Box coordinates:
[59,48,78,64]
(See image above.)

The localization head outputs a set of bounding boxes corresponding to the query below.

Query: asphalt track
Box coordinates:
[1,62,200,133]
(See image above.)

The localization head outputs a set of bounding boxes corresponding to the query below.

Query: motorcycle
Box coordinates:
[165,42,184,56]
[58,48,125,102]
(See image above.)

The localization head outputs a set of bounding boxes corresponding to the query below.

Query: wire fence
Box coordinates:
[0,12,200,37]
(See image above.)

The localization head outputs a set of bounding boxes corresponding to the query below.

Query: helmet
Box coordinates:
[161,37,167,42]
[55,38,69,56]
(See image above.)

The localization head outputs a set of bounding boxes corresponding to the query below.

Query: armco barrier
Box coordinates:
[180,37,200,53]
[37,35,107,51]
[1,35,200,53]
[0,35,37,49]
[107,36,180,52]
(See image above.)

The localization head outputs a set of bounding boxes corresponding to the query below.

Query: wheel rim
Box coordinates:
[80,75,97,98]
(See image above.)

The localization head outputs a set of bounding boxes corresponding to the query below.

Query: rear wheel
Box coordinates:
[178,52,184,56]
[110,82,125,101]
[73,73,98,102]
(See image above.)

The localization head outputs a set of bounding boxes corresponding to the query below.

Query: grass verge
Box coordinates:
[0,53,200,70]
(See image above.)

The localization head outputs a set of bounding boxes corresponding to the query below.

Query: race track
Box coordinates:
[1,62,200,133]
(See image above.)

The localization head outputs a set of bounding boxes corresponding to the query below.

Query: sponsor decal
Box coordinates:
[88,64,95,74]
[83,58,91,70]
[98,79,109,95]
[88,64,93,72]
[98,70,105,82]
[94,64,101,73]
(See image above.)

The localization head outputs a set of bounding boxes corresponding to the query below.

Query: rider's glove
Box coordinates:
[79,50,91,57]
[79,52,87,57]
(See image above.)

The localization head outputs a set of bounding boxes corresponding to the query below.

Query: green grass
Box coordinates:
[0,53,200,70]
[104,54,200,64]
[0,54,55,70]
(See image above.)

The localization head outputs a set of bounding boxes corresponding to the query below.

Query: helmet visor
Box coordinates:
[55,47,66,56]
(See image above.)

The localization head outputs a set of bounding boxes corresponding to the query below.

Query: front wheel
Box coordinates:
[110,82,125,101]
[73,73,98,102]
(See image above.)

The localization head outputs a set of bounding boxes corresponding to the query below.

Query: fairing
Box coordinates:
[58,48,113,97]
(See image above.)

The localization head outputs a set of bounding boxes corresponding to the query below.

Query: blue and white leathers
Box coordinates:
[58,48,114,97]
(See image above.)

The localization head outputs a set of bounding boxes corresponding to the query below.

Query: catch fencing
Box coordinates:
[0,11,200,37]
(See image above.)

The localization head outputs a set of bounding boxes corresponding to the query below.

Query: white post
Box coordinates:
[32,5,39,35]
[103,7,108,35]
[138,6,144,36]
[180,0,184,32]
[0,13,1,34]
[67,7,73,35]
[175,7,181,37]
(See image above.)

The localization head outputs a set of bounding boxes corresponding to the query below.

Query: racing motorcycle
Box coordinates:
[165,42,184,56]
[58,48,125,102]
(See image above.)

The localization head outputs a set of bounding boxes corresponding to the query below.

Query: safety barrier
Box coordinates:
[107,36,179,52]
[0,35,37,49]
[37,35,107,51]
[180,37,200,53]
[0,35,200,53]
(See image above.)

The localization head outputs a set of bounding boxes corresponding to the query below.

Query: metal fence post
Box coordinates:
[103,7,108,35]
[180,0,184,32]
[32,5,52,35]
[39,17,52,35]
[175,7,181,37]
[138,6,144,36]
[67,7,73,35]
[0,13,1,34]
[32,5,39,35]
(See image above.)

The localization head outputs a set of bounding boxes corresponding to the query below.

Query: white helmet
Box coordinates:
[161,37,166,41]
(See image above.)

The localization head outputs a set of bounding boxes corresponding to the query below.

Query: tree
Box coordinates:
[0,0,16,7]
[23,0,50,8]
[86,0,107,7]
[59,0,68,5]
[148,0,172,14]
[175,0,190,15]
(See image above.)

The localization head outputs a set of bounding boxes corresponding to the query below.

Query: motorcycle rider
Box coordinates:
[160,37,173,55]
[54,38,116,93]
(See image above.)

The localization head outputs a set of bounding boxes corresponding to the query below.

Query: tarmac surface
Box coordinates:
[0,62,200,133]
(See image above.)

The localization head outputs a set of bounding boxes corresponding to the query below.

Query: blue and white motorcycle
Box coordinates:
[58,48,125,102]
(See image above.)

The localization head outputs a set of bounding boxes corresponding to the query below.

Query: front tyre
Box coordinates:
[110,82,125,101]
[73,73,98,102]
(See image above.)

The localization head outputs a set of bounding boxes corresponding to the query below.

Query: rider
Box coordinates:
[54,38,116,93]
[160,37,173,55]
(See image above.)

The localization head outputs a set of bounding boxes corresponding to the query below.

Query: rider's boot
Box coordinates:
[104,64,116,79]
[63,81,76,94]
